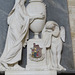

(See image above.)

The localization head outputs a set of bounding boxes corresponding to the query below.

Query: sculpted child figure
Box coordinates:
[0,0,44,71]
[42,21,66,71]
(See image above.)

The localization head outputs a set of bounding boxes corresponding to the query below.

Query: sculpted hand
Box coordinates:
[29,13,45,23]
[35,13,45,19]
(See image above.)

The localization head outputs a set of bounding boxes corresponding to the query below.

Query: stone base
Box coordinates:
[5,70,57,75]
[26,39,47,70]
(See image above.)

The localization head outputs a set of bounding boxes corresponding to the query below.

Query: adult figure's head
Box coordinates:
[15,0,21,4]
[8,0,26,16]
[14,0,26,8]
[15,0,26,5]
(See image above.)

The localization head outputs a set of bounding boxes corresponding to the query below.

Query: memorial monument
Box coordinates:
[0,0,74,75]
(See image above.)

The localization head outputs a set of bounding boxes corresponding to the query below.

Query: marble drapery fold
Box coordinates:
[0,0,30,69]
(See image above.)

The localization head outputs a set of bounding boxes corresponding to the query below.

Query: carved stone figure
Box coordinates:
[0,0,44,71]
[42,21,66,71]
[0,0,67,75]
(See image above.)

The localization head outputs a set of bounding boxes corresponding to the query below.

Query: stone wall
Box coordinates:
[67,0,75,68]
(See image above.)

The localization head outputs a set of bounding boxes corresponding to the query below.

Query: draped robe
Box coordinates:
[0,4,30,64]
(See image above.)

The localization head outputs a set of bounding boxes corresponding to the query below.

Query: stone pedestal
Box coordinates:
[5,70,57,75]
[26,39,47,70]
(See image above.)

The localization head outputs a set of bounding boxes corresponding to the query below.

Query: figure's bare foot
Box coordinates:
[47,65,54,70]
[34,13,45,19]
[48,65,58,70]
[58,65,66,71]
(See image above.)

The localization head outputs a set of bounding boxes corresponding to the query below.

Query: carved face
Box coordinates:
[46,22,54,29]
[46,21,58,29]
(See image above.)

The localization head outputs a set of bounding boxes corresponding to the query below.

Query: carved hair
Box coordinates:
[46,21,58,29]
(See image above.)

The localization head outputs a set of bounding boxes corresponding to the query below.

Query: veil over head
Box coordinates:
[15,0,21,4]
[8,0,21,16]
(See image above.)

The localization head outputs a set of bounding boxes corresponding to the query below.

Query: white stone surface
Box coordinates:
[26,39,47,70]
[42,21,66,71]
[0,0,45,71]
[0,0,66,73]
[26,0,46,38]
[5,70,57,75]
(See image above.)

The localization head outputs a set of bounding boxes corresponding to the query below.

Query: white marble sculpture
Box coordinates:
[0,0,44,71]
[42,21,66,71]
[26,0,46,39]
[26,0,47,71]
[0,0,67,75]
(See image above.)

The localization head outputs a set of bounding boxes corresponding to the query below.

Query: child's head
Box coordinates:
[46,21,58,29]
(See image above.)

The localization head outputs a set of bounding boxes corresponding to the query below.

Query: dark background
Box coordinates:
[0,0,74,74]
